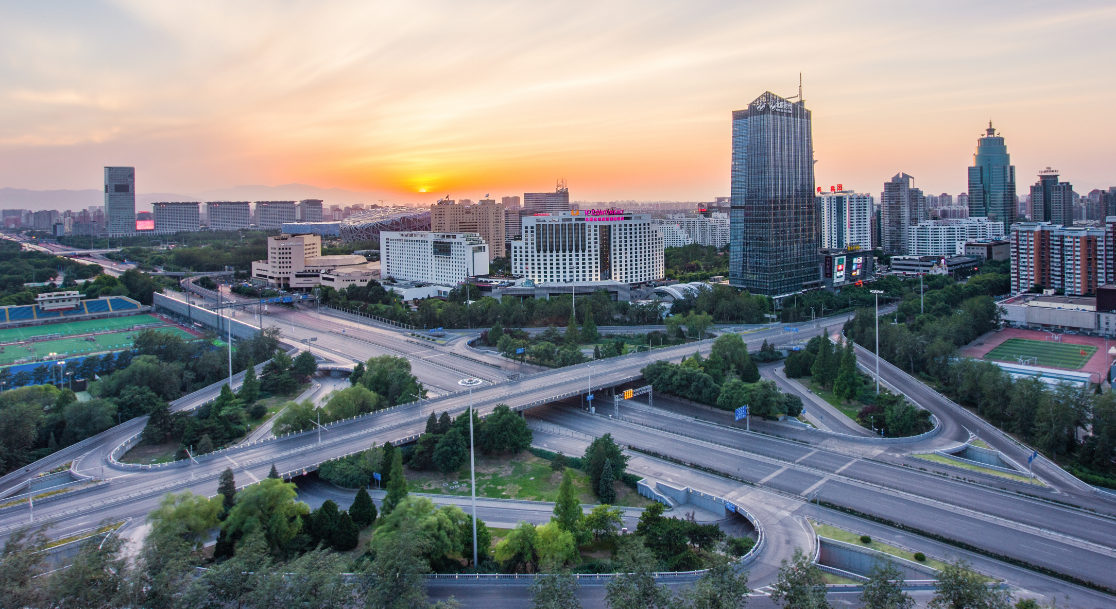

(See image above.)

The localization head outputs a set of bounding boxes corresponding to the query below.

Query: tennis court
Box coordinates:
[0,314,164,344]
[0,326,197,366]
[984,338,1096,370]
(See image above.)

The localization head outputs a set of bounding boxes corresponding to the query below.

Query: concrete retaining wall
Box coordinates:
[818,537,939,580]
[153,293,262,340]
[935,442,1026,476]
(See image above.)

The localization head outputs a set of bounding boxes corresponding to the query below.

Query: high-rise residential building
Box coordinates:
[1010,220,1115,295]
[104,166,136,236]
[655,212,730,247]
[880,173,925,255]
[255,201,297,230]
[728,91,818,296]
[511,210,664,285]
[32,210,58,230]
[502,196,521,208]
[1028,168,1072,224]
[523,182,571,215]
[431,198,506,260]
[939,193,953,207]
[906,218,1005,257]
[967,122,1016,228]
[297,199,323,222]
[818,190,873,250]
[152,202,200,234]
[380,231,489,286]
[502,196,522,239]
[653,222,694,248]
[206,202,251,231]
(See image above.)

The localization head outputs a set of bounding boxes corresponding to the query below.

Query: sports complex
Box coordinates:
[961,327,1110,384]
[0,296,204,383]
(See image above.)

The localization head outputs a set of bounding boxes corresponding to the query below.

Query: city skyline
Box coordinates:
[1,2,1114,204]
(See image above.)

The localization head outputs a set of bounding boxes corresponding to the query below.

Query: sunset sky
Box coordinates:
[1,1,1114,205]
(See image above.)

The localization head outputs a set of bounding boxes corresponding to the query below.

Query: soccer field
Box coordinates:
[0,326,197,366]
[0,314,164,344]
[984,338,1096,370]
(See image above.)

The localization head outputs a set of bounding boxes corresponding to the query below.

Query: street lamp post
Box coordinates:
[871,290,884,394]
[458,377,484,570]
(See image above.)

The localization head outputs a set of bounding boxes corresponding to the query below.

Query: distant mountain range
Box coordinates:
[0,183,398,212]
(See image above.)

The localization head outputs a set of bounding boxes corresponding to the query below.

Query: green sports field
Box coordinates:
[0,314,164,344]
[0,326,197,366]
[984,338,1096,370]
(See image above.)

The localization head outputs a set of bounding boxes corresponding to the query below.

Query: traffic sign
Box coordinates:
[373,472,381,481]
[516,347,525,354]
[586,393,594,401]
[788,327,799,333]
[1028,451,1038,464]
[734,405,748,421]
[724,501,737,513]
[623,389,633,400]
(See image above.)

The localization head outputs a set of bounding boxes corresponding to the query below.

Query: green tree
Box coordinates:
[494,521,539,573]
[681,554,751,609]
[0,529,50,609]
[594,344,602,360]
[196,434,214,454]
[860,562,915,609]
[929,560,1011,609]
[380,441,397,487]
[360,355,425,406]
[531,570,582,609]
[583,434,628,499]
[332,511,360,551]
[582,302,599,343]
[268,464,280,478]
[685,311,713,338]
[350,487,378,527]
[770,547,829,609]
[566,311,580,345]
[218,467,237,515]
[811,331,836,389]
[292,350,319,378]
[605,536,675,609]
[462,513,492,567]
[832,342,861,402]
[484,403,533,454]
[310,499,341,548]
[598,457,617,504]
[223,478,310,556]
[147,491,222,550]
[382,449,408,516]
[552,468,583,535]
[364,519,433,609]
[323,384,382,420]
[48,531,129,609]
[536,521,579,572]
[488,321,504,346]
[240,363,260,404]
[271,399,317,435]
[181,532,271,609]
[585,504,623,540]
[432,427,468,474]
[350,361,365,386]
[716,378,752,413]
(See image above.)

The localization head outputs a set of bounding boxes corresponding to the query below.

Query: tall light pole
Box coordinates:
[871,290,884,394]
[458,377,483,569]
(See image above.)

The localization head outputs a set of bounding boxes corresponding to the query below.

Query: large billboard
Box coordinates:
[833,256,846,283]
[135,220,154,231]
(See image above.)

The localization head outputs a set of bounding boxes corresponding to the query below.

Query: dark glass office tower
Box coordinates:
[729,91,818,296]
[967,122,1016,228]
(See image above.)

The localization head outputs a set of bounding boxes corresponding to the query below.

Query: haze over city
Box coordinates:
[2,0,1114,203]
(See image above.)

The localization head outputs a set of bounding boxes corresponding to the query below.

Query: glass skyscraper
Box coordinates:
[967,122,1016,228]
[104,166,135,237]
[729,91,818,296]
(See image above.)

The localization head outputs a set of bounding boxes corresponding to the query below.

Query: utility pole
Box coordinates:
[458,378,484,569]
[871,290,884,394]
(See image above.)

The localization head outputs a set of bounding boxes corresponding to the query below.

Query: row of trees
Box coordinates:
[409,405,533,474]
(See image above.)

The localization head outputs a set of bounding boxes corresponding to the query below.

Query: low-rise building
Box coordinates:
[889,255,980,277]
[906,218,1005,256]
[380,231,489,286]
[281,222,341,237]
[251,233,377,289]
[1000,291,1116,336]
[963,240,1009,261]
[35,291,81,311]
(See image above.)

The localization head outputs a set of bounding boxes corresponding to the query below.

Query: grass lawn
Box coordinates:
[120,441,179,465]
[984,338,1095,370]
[820,572,862,585]
[405,452,651,508]
[805,378,866,423]
[970,438,991,449]
[0,314,164,343]
[810,521,993,581]
[912,453,1044,486]
[245,382,312,432]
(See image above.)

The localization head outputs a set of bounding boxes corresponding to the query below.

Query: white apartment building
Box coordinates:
[658,212,730,247]
[297,199,323,222]
[251,233,377,289]
[818,191,873,250]
[653,222,693,248]
[511,210,664,285]
[152,202,200,234]
[380,232,490,286]
[907,218,1005,257]
[206,202,251,231]
[255,201,297,230]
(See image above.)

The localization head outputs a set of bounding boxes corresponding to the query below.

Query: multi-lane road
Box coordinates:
[2,294,1115,604]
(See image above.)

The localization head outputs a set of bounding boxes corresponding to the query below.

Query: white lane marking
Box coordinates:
[758,465,789,485]
[795,449,818,463]
[801,476,830,497]
[225,455,259,483]
[835,458,858,474]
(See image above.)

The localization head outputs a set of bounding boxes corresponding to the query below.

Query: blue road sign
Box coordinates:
[788,327,800,333]
[724,502,737,513]
[1028,451,1038,464]
[373,472,381,481]
[734,405,748,421]
[586,393,594,401]
[516,347,525,354]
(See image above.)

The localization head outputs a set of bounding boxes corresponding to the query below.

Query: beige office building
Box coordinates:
[430,199,505,259]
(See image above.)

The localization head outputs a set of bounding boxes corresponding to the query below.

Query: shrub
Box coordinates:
[247,402,267,420]
[726,536,756,556]
[914,552,926,562]
[860,535,872,544]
